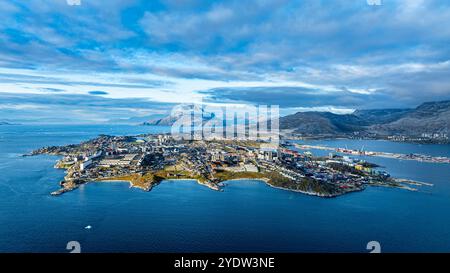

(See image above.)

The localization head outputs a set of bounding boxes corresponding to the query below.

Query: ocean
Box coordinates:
[1,124,450,253]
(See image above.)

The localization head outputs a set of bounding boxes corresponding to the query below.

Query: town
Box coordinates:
[28,134,432,197]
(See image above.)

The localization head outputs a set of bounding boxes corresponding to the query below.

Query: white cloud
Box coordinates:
[1,0,450,113]
[0,103,48,110]
[284,106,355,115]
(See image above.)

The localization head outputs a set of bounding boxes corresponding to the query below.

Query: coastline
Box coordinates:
[52,176,334,197]
[48,173,432,197]
[222,178,344,197]
[282,134,450,145]
[265,183,357,197]
[51,177,222,196]
[93,179,154,191]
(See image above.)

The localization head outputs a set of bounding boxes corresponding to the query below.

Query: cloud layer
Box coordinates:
[1,0,450,121]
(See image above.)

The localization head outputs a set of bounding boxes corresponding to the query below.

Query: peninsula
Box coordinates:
[26,134,432,197]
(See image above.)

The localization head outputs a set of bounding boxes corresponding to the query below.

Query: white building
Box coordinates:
[258,148,279,161]
[80,159,92,171]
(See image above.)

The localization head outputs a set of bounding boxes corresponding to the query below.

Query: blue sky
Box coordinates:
[1,0,450,123]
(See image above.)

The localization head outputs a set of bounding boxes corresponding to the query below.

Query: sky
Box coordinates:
[1,0,450,123]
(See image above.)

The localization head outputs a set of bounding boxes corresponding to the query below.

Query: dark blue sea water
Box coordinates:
[1,125,450,253]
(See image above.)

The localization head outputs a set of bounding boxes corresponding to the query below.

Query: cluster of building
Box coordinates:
[38,133,403,196]
[387,133,449,143]
[421,132,448,139]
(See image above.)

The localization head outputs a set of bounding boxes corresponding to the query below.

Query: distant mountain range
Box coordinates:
[368,100,450,136]
[142,104,215,126]
[109,114,166,125]
[143,114,183,126]
[280,100,450,137]
[141,100,450,139]
[280,111,367,135]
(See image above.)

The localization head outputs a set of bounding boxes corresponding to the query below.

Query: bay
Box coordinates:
[1,125,450,252]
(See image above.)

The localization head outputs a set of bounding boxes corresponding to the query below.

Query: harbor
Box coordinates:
[294,144,450,164]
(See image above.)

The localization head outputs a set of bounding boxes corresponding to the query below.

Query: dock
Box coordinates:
[295,144,450,164]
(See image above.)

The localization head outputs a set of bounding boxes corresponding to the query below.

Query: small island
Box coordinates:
[26,134,432,197]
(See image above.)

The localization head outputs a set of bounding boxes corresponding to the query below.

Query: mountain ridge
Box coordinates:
[281,100,450,138]
[141,100,450,140]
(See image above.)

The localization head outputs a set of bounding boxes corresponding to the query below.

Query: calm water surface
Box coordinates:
[1,125,450,252]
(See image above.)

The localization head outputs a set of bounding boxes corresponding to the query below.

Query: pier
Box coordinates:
[295,144,450,164]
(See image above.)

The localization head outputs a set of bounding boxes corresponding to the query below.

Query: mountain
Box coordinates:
[144,100,450,138]
[279,112,367,135]
[108,114,166,125]
[142,104,214,126]
[352,108,411,124]
[280,100,450,137]
[370,100,450,136]
[143,115,182,126]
